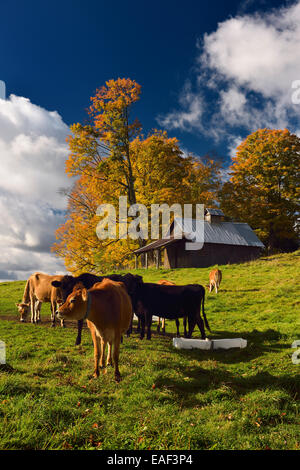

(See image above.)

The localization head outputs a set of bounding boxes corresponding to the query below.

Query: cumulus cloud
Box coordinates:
[157,82,204,131]
[0,94,71,280]
[158,1,300,152]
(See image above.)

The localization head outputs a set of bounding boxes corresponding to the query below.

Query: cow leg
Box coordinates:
[100,338,107,371]
[90,328,100,378]
[139,315,145,340]
[136,316,141,333]
[30,297,35,323]
[75,319,84,346]
[215,282,218,294]
[36,301,42,323]
[176,319,180,337]
[113,338,121,382]
[187,314,197,338]
[51,301,56,327]
[157,317,161,332]
[146,314,152,340]
[126,313,133,337]
[162,318,166,335]
[107,342,113,367]
[183,316,188,338]
[196,316,207,339]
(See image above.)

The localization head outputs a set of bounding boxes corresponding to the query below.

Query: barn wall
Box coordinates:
[164,242,261,268]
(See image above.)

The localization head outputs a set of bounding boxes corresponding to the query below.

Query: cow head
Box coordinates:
[56,283,87,322]
[122,273,143,296]
[52,275,76,303]
[16,302,30,322]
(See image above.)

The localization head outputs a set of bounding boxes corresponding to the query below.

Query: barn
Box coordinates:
[134,208,265,269]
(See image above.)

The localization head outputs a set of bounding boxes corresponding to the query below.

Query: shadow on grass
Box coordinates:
[155,367,300,409]
[0,363,15,373]
[219,288,260,293]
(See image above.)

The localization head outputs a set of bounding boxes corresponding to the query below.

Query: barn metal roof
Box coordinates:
[205,208,225,216]
[174,218,265,248]
[134,217,264,254]
[133,237,178,255]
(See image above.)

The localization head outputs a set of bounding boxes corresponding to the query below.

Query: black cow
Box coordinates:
[132,283,210,340]
[52,272,143,345]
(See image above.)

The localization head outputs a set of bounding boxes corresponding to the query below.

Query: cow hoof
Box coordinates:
[51,324,55,328]
[93,371,100,378]
[115,374,121,383]
[156,326,160,332]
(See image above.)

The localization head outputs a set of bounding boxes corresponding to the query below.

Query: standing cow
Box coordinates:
[56,279,132,382]
[16,273,64,326]
[156,280,187,337]
[132,282,210,341]
[208,269,222,293]
[52,272,143,345]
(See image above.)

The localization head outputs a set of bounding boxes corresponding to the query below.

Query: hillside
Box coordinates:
[0,250,299,450]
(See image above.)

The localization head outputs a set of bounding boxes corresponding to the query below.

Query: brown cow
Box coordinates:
[208,269,222,293]
[16,272,64,326]
[156,280,186,337]
[56,279,132,382]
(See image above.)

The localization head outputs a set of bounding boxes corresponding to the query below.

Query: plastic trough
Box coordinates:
[173,337,247,350]
[0,340,5,364]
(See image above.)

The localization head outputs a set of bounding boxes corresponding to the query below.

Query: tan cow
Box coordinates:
[56,279,132,382]
[208,269,222,293]
[16,272,64,326]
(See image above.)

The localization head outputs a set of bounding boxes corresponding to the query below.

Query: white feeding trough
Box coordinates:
[173,337,247,350]
[0,340,6,364]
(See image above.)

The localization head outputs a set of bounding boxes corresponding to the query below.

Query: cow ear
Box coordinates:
[52,281,61,288]
[81,288,88,302]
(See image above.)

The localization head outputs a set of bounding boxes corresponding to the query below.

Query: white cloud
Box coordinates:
[157,82,204,132]
[158,1,300,152]
[0,94,71,280]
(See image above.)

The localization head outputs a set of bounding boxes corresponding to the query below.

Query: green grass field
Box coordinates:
[0,251,299,450]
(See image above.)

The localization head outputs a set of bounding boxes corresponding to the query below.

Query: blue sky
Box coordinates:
[1,0,297,161]
[1,0,300,279]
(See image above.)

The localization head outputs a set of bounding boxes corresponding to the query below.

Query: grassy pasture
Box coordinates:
[0,251,299,450]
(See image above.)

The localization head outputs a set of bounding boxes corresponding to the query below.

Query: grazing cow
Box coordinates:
[156,280,187,337]
[56,279,132,382]
[132,283,210,341]
[16,273,64,326]
[208,269,222,293]
[52,273,143,345]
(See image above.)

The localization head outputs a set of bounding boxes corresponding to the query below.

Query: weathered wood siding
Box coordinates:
[164,241,261,268]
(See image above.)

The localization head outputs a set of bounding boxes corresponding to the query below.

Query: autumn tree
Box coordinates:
[220,129,300,252]
[53,79,223,272]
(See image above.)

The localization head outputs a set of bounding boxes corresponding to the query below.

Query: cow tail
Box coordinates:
[22,278,31,304]
[202,288,211,332]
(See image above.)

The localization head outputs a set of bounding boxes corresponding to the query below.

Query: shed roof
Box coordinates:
[205,208,225,216]
[134,217,264,254]
[174,218,265,248]
[134,237,178,255]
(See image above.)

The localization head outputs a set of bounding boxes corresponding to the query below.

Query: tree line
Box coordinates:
[52,78,300,273]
